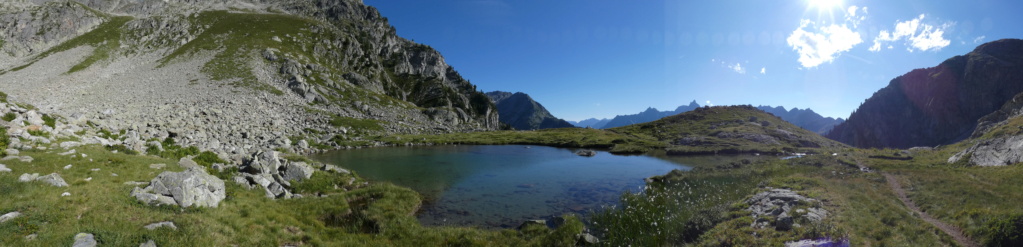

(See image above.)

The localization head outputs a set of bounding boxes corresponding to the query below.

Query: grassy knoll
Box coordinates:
[0,145,584,246]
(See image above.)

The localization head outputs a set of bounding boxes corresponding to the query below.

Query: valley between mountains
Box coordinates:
[1,1,1023,246]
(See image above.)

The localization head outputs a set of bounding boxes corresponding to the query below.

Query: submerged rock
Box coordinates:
[575,150,596,157]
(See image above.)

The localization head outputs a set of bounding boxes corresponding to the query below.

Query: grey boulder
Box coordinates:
[0,164,9,172]
[0,211,21,223]
[72,233,97,247]
[132,167,226,208]
[281,162,314,182]
[37,173,69,187]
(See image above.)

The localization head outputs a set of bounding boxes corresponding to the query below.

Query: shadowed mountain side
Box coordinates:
[486,91,574,130]
[827,39,1023,149]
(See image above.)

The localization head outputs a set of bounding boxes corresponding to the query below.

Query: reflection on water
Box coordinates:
[310,145,760,229]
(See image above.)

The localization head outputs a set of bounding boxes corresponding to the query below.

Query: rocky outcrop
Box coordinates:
[234,151,315,199]
[948,135,1023,166]
[746,188,828,231]
[827,39,1023,148]
[485,91,574,130]
[131,167,226,208]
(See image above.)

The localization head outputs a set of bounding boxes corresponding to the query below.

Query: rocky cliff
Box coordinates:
[0,0,499,161]
[485,91,574,130]
[826,39,1023,149]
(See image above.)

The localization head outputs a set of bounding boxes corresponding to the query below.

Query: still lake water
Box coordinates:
[310,145,743,229]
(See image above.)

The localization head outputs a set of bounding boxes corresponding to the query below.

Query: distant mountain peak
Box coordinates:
[485,91,574,130]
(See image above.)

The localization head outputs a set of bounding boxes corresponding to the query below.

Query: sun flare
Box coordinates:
[808,0,843,10]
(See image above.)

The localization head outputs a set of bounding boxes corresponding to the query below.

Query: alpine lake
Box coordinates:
[310,145,766,229]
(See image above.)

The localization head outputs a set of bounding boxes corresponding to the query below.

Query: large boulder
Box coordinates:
[132,167,226,208]
[281,162,314,182]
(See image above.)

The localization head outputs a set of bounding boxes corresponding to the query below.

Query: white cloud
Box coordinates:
[729,63,746,74]
[706,100,714,106]
[787,20,863,68]
[846,6,867,28]
[974,35,986,44]
[870,14,953,52]
[760,67,766,74]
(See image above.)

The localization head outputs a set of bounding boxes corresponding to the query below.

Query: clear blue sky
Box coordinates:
[364,0,1023,121]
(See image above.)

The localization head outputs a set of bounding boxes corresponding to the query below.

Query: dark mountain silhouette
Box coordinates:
[569,118,610,129]
[756,106,844,134]
[826,39,1023,148]
[601,101,702,129]
[486,91,575,130]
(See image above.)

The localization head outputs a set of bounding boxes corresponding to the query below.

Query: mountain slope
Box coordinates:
[756,106,844,134]
[485,91,574,130]
[827,39,1023,148]
[612,105,846,154]
[0,0,499,158]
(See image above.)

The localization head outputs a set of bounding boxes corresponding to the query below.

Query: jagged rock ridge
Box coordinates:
[827,39,1023,148]
[485,91,574,130]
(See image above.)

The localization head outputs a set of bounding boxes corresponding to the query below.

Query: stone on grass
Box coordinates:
[149,163,166,169]
[144,221,178,230]
[140,239,157,247]
[132,167,226,208]
[0,164,10,172]
[18,173,39,182]
[577,233,600,246]
[37,173,69,187]
[0,211,21,223]
[72,233,97,247]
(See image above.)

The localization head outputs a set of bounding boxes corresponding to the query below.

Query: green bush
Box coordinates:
[983,214,1023,246]
[194,151,226,167]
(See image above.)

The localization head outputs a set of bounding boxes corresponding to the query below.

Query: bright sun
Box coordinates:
[808,0,843,10]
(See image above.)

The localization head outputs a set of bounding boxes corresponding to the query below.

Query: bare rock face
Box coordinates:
[949,135,1023,166]
[0,2,106,57]
[235,151,316,199]
[132,167,226,208]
